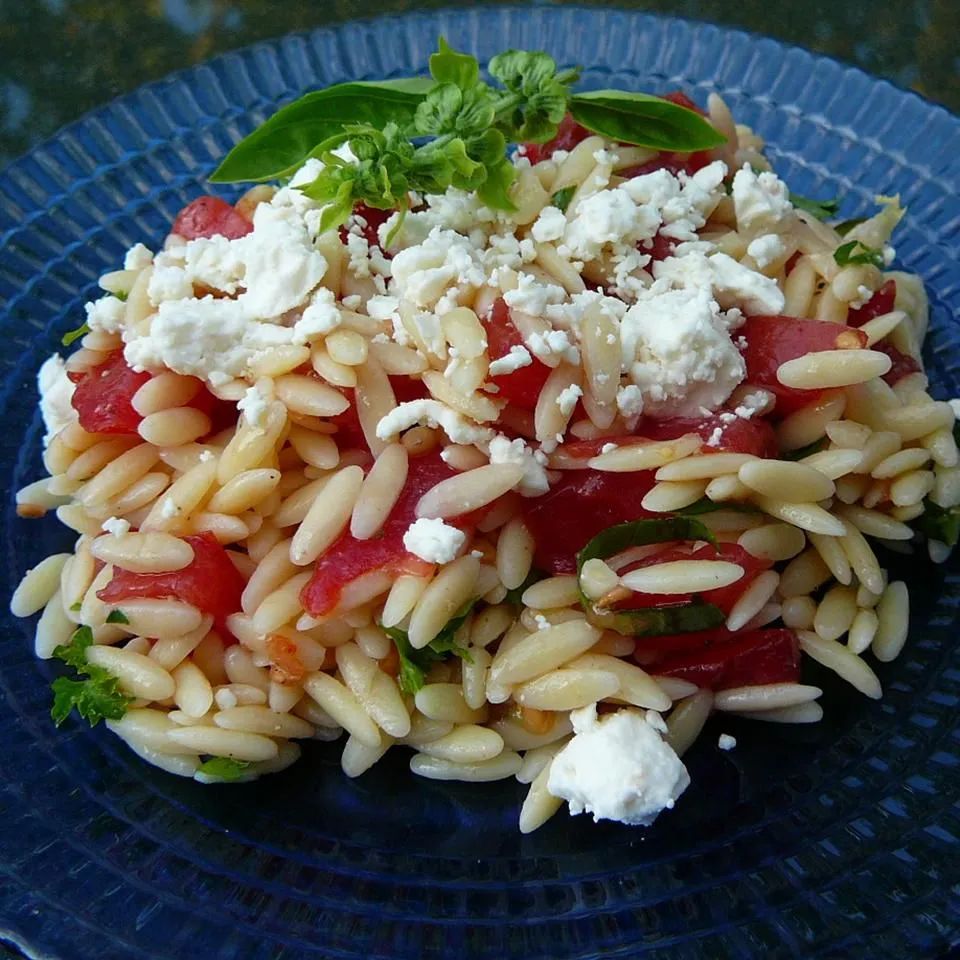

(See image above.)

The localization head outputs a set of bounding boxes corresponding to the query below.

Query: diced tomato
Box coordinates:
[98,532,246,638]
[784,251,802,276]
[339,202,393,251]
[300,451,477,616]
[651,628,800,690]
[484,298,552,411]
[875,341,921,386]
[69,349,151,435]
[522,469,658,575]
[328,377,429,452]
[615,542,772,616]
[636,415,779,458]
[521,114,591,165]
[642,230,678,263]
[739,315,868,417]
[847,279,897,328]
[634,625,735,660]
[172,196,253,241]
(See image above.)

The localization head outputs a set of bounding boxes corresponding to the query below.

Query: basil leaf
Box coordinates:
[575,517,725,637]
[790,192,841,221]
[50,625,131,727]
[105,609,130,624]
[834,217,866,237]
[834,239,885,269]
[210,80,434,183]
[550,185,576,213]
[197,757,252,781]
[675,497,758,517]
[915,498,960,548]
[429,37,479,90]
[569,90,726,152]
[62,322,90,347]
[476,156,517,211]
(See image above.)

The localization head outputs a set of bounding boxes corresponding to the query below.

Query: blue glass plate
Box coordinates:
[2,7,959,959]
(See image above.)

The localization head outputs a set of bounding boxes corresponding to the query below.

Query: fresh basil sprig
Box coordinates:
[209,38,725,234]
[575,517,726,637]
[790,192,841,221]
[834,239,886,269]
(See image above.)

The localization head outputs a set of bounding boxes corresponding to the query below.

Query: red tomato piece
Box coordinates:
[739,315,868,417]
[70,349,151,435]
[484,298,552,411]
[328,377,430,453]
[616,542,771,616]
[641,230,678,263]
[339,202,393,251]
[172,196,253,241]
[651,628,800,690]
[636,415,779,458]
[847,279,897,328]
[633,625,735,661]
[874,341,921,386]
[98,532,246,638]
[300,452,476,617]
[521,114,591,165]
[522,469,658,575]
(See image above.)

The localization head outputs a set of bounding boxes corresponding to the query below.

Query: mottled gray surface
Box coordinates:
[0,0,957,169]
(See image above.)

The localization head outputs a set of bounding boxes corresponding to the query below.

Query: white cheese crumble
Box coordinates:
[402,517,466,564]
[487,435,550,497]
[530,206,568,243]
[503,272,567,318]
[488,344,532,376]
[237,381,273,429]
[37,354,78,446]
[123,243,154,271]
[718,734,737,751]
[294,287,341,340]
[102,516,131,537]
[731,164,794,234]
[746,233,786,269]
[555,383,583,416]
[376,399,494,446]
[85,295,127,334]
[547,704,690,826]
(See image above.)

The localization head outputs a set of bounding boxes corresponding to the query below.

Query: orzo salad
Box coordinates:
[11,41,959,832]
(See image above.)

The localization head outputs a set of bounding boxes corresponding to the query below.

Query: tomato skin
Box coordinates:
[847,279,896,328]
[98,532,246,638]
[300,451,474,617]
[739,315,868,417]
[70,349,151,435]
[874,341,921,385]
[485,298,552,411]
[522,469,659,575]
[172,196,253,241]
[651,628,800,690]
[637,415,778,458]
[521,114,591,165]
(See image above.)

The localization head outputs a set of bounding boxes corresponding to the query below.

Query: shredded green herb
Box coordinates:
[61,322,90,347]
[50,625,131,727]
[196,757,252,781]
[105,609,129,625]
[790,192,841,221]
[550,185,576,213]
[834,239,885,269]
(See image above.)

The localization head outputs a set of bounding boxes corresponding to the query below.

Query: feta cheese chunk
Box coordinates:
[37,354,78,446]
[402,517,466,564]
[102,516,131,537]
[84,295,126,334]
[746,233,786,269]
[547,705,690,826]
[375,399,494,446]
[123,243,154,271]
[488,344,532,376]
[731,164,794,234]
[487,435,550,497]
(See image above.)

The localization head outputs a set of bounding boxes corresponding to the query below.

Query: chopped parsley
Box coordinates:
[50,625,131,727]
[105,609,130,624]
[550,185,576,213]
[834,239,885,269]
[196,756,252,781]
[790,192,840,221]
[61,322,90,347]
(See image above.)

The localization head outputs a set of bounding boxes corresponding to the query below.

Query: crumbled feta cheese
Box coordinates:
[390,228,485,308]
[147,255,193,305]
[183,234,246,294]
[547,704,690,826]
[653,251,785,315]
[237,381,273,429]
[849,284,874,311]
[102,516,131,537]
[616,384,644,418]
[530,206,568,243]
[160,496,179,520]
[527,328,580,365]
[620,286,746,418]
[342,294,362,309]
[288,157,327,188]
[600,442,618,455]
[37,354,78,446]
[555,383,583,416]
[503,272,567,318]
[487,435,550,497]
[731,164,793,234]
[85,295,127,334]
[562,187,660,261]
[488,344,533,376]
[376,399,494,446]
[402,517,466,564]
[746,233,786,269]
[718,733,737,751]
[294,287,341,341]
[534,614,550,631]
[123,243,154,271]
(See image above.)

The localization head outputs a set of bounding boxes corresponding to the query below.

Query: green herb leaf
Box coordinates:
[476,156,517,211]
[488,50,577,142]
[834,217,866,237]
[834,239,885,269]
[915,498,960,548]
[105,609,130,624]
[569,90,726,152]
[790,192,841,221]
[69,600,82,612]
[429,36,480,90]
[196,756,253,781]
[575,517,725,637]
[382,600,476,695]
[115,289,129,302]
[675,497,759,517]
[210,80,434,183]
[50,625,131,727]
[550,185,576,213]
[61,322,90,347]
